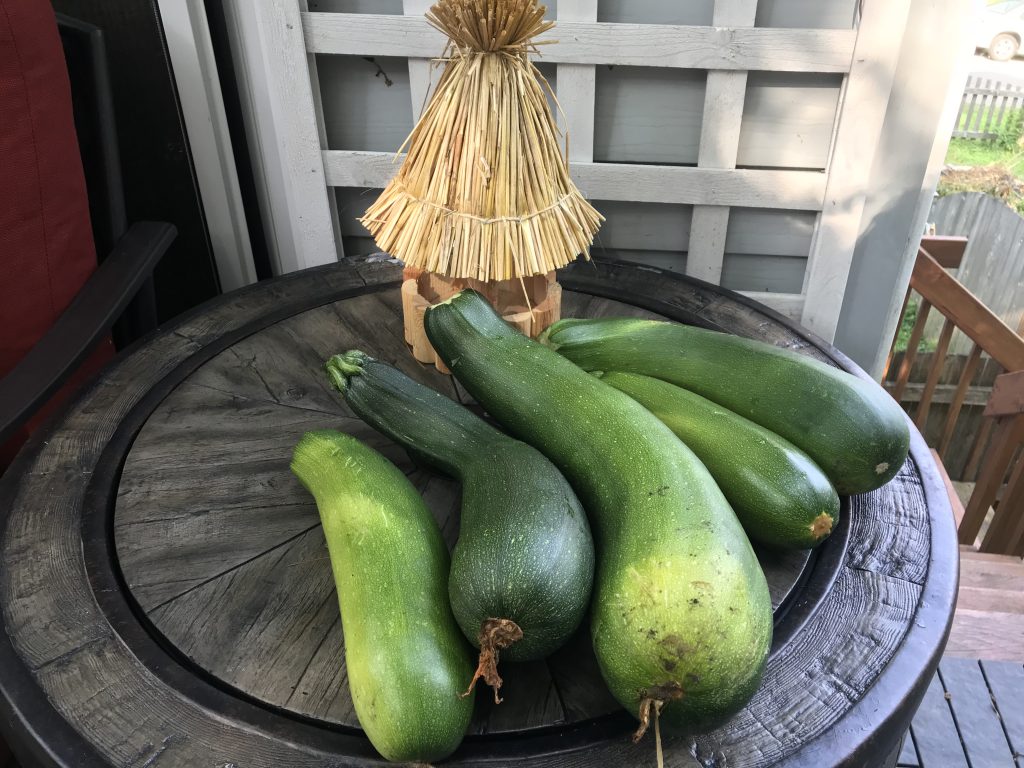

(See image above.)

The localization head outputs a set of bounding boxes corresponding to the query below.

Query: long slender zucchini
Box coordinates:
[326,352,594,702]
[424,291,772,736]
[597,371,839,549]
[542,317,910,495]
[291,431,474,762]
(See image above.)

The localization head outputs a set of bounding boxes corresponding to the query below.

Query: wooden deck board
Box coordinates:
[981,661,1024,763]
[909,673,970,767]
[946,550,1024,662]
[957,560,1024,592]
[947,610,1024,661]
[921,549,1024,765]
[956,586,1024,614]
[939,658,1018,768]
[900,659,1024,767]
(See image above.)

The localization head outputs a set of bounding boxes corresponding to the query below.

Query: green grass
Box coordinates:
[946,138,1024,176]
[948,105,1024,176]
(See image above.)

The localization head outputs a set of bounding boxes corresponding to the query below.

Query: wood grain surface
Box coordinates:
[0,257,957,768]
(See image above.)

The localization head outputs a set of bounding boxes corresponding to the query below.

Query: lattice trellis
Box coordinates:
[242,0,912,342]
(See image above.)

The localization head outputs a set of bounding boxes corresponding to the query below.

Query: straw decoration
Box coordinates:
[360,0,603,282]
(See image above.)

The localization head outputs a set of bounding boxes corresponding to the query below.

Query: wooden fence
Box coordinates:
[929,193,1024,354]
[955,75,1024,140]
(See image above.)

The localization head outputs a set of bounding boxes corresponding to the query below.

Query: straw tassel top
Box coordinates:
[360,0,603,282]
[428,0,554,52]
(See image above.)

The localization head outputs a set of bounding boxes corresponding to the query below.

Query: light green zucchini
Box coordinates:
[291,431,473,762]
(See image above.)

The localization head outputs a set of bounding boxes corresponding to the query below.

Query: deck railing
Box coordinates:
[885,237,1024,555]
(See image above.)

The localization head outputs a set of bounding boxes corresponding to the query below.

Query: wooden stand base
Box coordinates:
[401,268,562,373]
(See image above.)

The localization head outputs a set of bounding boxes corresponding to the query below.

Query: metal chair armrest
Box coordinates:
[0,221,177,444]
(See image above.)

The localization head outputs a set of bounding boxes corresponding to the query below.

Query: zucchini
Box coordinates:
[542,318,910,495]
[291,431,473,762]
[424,291,772,736]
[325,352,593,702]
[597,371,839,549]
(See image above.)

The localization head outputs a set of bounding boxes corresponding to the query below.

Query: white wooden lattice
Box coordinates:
[245,0,912,342]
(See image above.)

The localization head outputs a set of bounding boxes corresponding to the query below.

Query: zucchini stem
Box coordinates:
[459,618,523,704]
[325,353,367,394]
[655,702,664,768]
[632,698,656,745]
[631,683,684,744]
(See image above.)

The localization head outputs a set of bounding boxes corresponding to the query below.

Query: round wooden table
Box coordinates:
[0,259,958,767]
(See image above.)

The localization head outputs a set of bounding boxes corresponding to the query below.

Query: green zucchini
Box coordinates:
[542,317,910,495]
[290,431,473,762]
[325,352,593,702]
[424,291,772,736]
[597,371,839,549]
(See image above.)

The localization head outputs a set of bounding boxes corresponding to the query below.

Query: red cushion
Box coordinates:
[0,0,114,466]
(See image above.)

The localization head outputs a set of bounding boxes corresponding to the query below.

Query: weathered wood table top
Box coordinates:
[0,258,958,767]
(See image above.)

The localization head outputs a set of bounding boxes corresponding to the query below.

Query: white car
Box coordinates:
[977,0,1024,61]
